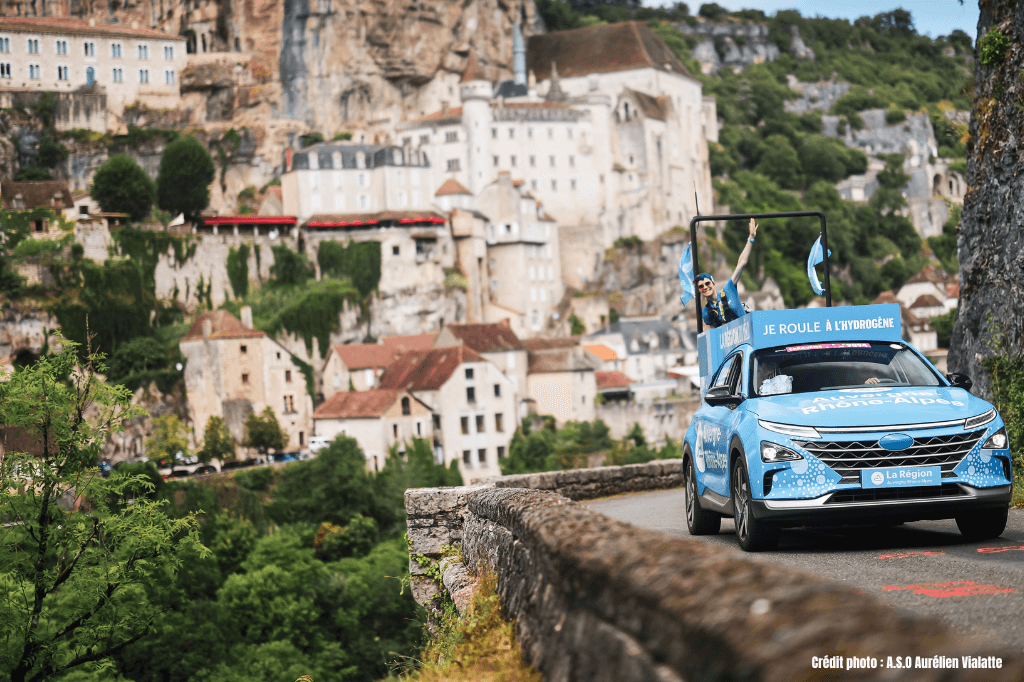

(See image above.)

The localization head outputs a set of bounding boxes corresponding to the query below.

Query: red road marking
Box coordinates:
[882,581,1016,598]
[878,551,946,559]
[977,546,1024,554]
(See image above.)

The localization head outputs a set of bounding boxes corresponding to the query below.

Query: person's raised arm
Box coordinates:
[731,218,759,285]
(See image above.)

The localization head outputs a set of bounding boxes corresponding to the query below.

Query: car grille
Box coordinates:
[826,483,967,504]
[793,429,986,485]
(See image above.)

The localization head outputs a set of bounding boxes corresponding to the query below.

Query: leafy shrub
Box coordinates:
[929,307,957,348]
[14,166,52,181]
[317,239,381,297]
[238,185,257,199]
[831,89,887,116]
[234,466,275,491]
[301,132,325,147]
[269,243,314,287]
[979,26,1010,68]
[885,106,907,124]
[332,132,353,141]
[226,243,250,299]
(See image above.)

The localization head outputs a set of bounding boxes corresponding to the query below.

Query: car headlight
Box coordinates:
[761,441,803,462]
[982,427,1008,450]
[758,420,821,439]
[965,409,997,430]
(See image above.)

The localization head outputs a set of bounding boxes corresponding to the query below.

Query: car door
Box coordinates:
[697,352,743,497]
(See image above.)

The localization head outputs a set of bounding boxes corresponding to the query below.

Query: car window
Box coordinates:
[711,354,741,391]
[751,342,942,396]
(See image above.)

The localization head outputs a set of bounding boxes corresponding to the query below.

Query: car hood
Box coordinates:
[748,386,994,429]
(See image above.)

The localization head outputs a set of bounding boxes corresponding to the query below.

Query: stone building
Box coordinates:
[377,345,516,480]
[522,337,599,424]
[0,17,185,122]
[584,314,694,387]
[320,342,404,399]
[433,321,528,413]
[311,388,434,472]
[396,21,715,255]
[178,307,313,452]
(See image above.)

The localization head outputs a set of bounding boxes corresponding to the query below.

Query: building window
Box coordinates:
[84,41,94,56]
[568,128,573,139]
[364,367,375,387]
[358,195,369,209]
[392,245,399,256]
[55,40,67,55]
[419,134,429,144]
[571,179,577,191]
[416,421,422,435]
[164,45,174,59]
[494,383,501,397]
[548,128,554,139]
[491,128,497,139]
[569,155,575,167]
[461,416,469,434]
[493,155,499,167]
[141,69,150,83]
[463,450,471,465]
[465,367,474,380]
[445,130,458,142]
[433,414,441,429]
[165,70,176,84]
[531,179,537,191]
[393,424,398,438]
[510,155,516,167]
[28,64,40,79]
[284,395,295,413]
[401,396,411,415]
[447,159,460,171]
[241,373,249,383]
[27,38,39,54]
[111,42,122,58]
[476,415,485,433]
[551,179,557,191]
[478,448,487,464]
[285,370,292,382]
[467,386,476,403]
[240,344,247,354]
[549,155,555,167]
[138,44,149,59]
[497,445,506,458]
[528,127,533,139]
[112,68,123,82]
[57,65,68,80]
[529,155,536,167]
[0,37,9,52]
[495,413,503,432]
[508,128,515,139]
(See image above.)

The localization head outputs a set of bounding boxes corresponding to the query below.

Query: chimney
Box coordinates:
[202,318,213,339]
[285,147,294,172]
[240,305,253,329]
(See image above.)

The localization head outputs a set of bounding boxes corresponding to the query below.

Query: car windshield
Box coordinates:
[751,342,941,396]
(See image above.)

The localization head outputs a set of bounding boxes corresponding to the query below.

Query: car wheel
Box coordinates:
[732,457,780,552]
[955,507,1008,542]
[684,455,721,535]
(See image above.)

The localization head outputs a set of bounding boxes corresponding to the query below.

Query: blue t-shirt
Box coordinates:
[701,279,746,328]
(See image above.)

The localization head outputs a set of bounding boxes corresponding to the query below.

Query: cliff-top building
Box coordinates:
[0,16,185,125]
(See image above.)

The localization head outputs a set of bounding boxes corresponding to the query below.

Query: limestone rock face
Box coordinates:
[948,2,1024,399]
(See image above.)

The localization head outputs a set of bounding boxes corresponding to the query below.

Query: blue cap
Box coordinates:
[694,273,715,284]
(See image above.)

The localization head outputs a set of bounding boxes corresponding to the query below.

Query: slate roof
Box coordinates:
[527,22,696,82]
[586,317,689,356]
[181,310,265,341]
[596,371,634,389]
[0,17,186,40]
[312,389,402,419]
[330,344,402,370]
[291,144,428,171]
[443,323,524,352]
[378,346,486,391]
[528,348,599,373]
[1,181,73,210]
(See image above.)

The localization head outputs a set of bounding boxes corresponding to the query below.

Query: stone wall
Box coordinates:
[594,396,700,443]
[406,472,1024,682]
[949,2,1024,399]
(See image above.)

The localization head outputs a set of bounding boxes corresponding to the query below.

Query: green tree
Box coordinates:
[930,307,957,349]
[91,154,155,223]
[569,313,585,335]
[0,341,206,682]
[156,137,215,220]
[13,166,52,181]
[242,406,288,457]
[269,244,314,287]
[755,134,802,189]
[145,414,191,464]
[225,243,250,299]
[198,415,236,464]
[105,337,168,385]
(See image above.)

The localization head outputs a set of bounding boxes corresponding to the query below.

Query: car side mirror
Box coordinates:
[705,385,743,407]
[946,373,973,392]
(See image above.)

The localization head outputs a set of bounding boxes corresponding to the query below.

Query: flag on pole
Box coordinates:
[806,236,831,296]
[679,242,695,306]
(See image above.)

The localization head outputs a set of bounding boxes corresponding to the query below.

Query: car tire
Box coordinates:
[683,455,721,535]
[732,457,780,552]
[955,507,1008,542]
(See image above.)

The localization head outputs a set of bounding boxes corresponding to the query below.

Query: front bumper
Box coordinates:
[750,483,1011,526]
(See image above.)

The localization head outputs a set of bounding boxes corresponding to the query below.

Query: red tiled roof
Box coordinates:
[522,337,579,351]
[1,181,73,210]
[870,291,899,305]
[596,371,634,389]
[331,343,401,370]
[202,215,297,225]
[313,388,402,419]
[460,49,487,83]
[905,265,956,286]
[527,21,695,82]
[443,323,524,352]
[380,333,438,353]
[378,346,486,391]
[435,178,472,196]
[626,88,670,121]
[945,283,960,299]
[0,16,186,40]
[268,186,283,201]
[584,344,618,361]
[181,310,265,341]
[304,211,446,228]
[911,294,943,308]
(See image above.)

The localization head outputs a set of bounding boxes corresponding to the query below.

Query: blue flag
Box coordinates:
[807,236,832,296]
[678,242,695,306]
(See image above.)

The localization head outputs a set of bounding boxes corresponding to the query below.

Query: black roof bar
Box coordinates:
[688,211,831,335]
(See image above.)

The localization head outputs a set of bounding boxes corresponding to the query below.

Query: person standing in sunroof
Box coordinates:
[695,218,759,329]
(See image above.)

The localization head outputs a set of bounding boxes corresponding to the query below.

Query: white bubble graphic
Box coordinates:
[791,459,808,475]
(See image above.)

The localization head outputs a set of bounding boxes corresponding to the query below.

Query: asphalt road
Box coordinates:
[586,489,1024,653]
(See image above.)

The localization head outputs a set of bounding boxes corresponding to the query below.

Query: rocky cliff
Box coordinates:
[16,0,541,211]
[948,3,1023,398]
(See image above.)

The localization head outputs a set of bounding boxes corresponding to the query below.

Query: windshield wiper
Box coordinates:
[818,382,905,391]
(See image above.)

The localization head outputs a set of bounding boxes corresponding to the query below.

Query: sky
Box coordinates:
[671,1,980,39]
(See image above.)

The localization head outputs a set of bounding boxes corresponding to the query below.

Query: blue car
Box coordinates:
[682,303,1012,552]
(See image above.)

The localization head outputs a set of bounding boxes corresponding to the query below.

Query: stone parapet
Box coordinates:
[493,459,684,500]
